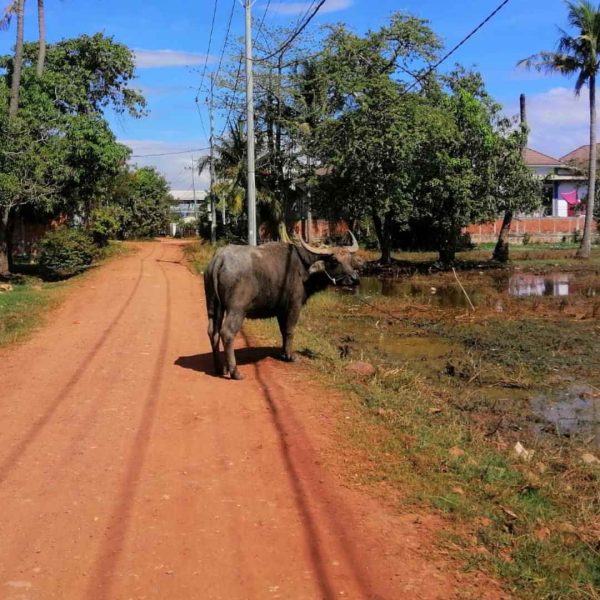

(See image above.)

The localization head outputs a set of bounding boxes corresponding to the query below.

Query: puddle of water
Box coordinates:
[354,277,477,308]
[336,316,456,372]
[353,272,600,307]
[509,273,571,297]
[531,384,600,446]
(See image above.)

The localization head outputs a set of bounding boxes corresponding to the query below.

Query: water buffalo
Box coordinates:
[204,234,359,380]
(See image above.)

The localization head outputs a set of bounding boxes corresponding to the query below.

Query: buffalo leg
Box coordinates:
[207,305,224,375]
[277,307,300,362]
[220,309,245,380]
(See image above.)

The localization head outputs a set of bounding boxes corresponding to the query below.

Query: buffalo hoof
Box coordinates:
[281,353,297,363]
[230,369,245,381]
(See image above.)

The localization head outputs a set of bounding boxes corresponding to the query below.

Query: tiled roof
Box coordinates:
[523,148,562,166]
[560,144,600,165]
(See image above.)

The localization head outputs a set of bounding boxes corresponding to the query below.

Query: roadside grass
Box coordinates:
[185,239,600,598]
[0,279,66,346]
[0,241,130,348]
[182,239,220,273]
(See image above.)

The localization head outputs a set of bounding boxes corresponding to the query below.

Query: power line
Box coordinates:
[218,55,244,139]
[214,0,237,85]
[258,0,326,61]
[402,0,511,96]
[254,0,272,44]
[130,147,210,158]
[196,0,219,103]
[194,0,219,139]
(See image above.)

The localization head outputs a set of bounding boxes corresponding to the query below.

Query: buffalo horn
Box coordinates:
[299,236,334,255]
[299,231,359,254]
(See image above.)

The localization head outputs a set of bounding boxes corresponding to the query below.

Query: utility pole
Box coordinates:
[190,154,197,219]
[185,156,198,237]
[244,0,257,246]
[209,77,217,244]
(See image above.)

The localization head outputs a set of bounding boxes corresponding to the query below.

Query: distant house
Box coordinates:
[170,189,208,221]
[467,145,595,243]
[523,148,586,217]
[169,189,208,236]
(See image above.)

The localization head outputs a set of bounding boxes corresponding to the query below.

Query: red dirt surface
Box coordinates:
[0,240,507,599]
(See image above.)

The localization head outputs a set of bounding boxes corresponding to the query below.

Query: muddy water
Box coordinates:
[336,317,457,375]
[531,384,600,447]
[338,272,600,445]
[356,272,600,307]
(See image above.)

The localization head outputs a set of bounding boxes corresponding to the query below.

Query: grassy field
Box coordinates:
[188,240,600,599]
[0,241,129,348]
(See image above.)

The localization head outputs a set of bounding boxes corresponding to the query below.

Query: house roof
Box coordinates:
[170,189,207,202]
[523,148,563,167]
[560,143,600,165]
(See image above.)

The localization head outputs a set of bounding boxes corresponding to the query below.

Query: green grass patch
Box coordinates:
[0,279,65,346]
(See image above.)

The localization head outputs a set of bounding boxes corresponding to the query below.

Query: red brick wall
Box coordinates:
[465,217,596,243]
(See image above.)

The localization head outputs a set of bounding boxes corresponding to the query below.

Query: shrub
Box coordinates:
[39,228,96,280]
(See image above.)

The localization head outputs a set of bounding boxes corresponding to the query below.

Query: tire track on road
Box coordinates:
[85,258,172,600]
[0,245,157,485]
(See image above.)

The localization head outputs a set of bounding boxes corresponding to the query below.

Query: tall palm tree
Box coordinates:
[2,0,25,119]
[36,0,45,75]
[520,0,600,259]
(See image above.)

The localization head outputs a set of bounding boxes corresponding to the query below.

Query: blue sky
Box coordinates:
[0,0,593,190]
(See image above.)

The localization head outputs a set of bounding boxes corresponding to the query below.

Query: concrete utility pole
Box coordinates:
[244,0,257,246]
[209,77,217,244]
[190,155,198,220]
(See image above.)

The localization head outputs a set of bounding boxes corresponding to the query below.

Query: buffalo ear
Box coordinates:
[308,260,326,275]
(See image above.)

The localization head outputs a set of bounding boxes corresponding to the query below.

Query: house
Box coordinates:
[466,145,594,244]
[169,189,207,236]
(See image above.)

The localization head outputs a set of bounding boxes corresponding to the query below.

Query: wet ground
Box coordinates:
[330,269,600,448]
[355,271,600,308]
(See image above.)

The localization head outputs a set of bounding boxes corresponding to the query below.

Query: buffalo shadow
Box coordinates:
[175,346,281,377]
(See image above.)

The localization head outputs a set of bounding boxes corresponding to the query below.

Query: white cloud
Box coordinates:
[134,49,213,69]
[504,87,590,159]
[121,139,211,191]
[265,0,352,16]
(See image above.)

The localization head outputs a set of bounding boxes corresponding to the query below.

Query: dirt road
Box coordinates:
[0,240,500,599]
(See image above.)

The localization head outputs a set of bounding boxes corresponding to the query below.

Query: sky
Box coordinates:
[0,0,594,191]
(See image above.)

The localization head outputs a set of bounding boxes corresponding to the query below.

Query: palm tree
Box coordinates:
[520,0,600,259]
[2,0,25,119]
[36,0,45,76]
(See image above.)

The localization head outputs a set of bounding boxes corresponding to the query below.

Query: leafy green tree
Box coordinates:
[307,14,441,263]
[491,122,542,262]
[113,167,172,239]
[520,0,600,258]
[0,33,144,272]
[413,74,517,264]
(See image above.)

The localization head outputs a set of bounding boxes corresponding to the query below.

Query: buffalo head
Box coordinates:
[299,232,360,287]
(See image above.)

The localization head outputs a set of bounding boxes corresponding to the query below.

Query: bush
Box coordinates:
[89,205,124,247]
[39,228,96,280]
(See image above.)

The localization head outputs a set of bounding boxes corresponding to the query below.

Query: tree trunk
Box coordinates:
[372,211,392,265]
[577,73,596,259]
[438,225,457,265]
[492,210,513,262]
[36,0,45,76]
[0,207,11,275]
[8,0,25,119]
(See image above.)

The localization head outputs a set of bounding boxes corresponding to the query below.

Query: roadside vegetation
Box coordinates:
[187,240,600,599]
[0,240,128,347]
